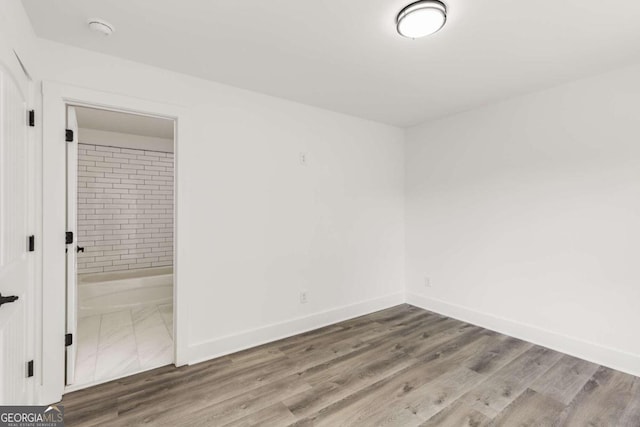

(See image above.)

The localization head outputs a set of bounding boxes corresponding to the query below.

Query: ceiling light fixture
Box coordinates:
[397,0,447,39]
[88,19,115,36]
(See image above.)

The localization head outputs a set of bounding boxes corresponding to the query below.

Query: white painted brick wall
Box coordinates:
[77,143,174,274]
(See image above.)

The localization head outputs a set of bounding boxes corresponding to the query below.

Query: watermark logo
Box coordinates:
[0,405,64,427]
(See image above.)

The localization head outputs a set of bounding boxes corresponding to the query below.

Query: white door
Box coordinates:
[0,64,30,404]
[65,106,78,385]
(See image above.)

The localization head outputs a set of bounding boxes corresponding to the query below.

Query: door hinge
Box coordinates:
[28,110,35,127]
[28,235,35,252]
[65,334,73,347]
[65,129,74,142]
[26,360,34,378]
[65,231,74,244]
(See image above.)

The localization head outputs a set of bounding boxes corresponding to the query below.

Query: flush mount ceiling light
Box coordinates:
[88,19,115,36]
[397,0,447,39]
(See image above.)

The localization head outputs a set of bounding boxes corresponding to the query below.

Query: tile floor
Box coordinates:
[73,303,173,387]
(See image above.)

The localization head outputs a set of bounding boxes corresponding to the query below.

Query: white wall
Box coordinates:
[35,39,405,363]
[405,63,640,376]
[0,0,37,78]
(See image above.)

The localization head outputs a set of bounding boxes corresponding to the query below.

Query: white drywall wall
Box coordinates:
[35,38,405,357]
[405,63,640,376]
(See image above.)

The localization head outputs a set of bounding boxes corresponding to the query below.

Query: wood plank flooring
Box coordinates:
[60,304,640,426]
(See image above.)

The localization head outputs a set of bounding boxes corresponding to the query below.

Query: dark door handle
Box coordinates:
[0,293,19,308]
[76,246,85,253]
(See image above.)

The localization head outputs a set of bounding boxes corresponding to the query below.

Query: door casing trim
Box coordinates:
[40,82,189,404]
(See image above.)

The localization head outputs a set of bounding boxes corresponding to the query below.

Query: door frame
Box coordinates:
[40,82,189,404]
[64,105,78,388]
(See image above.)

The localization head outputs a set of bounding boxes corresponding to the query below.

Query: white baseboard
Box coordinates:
[188,292,406,365]
[406,293,640,378]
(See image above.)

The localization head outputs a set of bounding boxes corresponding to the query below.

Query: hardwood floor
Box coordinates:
[60,304,640,426]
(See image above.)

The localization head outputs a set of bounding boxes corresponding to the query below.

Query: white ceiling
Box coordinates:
[75,106,174,139]
[22,0,640,127]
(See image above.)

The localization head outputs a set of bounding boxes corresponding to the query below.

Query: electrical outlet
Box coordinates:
[300,290,308,304]
[424,277,431,288]
[299,152,308,166]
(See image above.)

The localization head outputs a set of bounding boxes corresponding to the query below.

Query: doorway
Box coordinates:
[65,106,176,391]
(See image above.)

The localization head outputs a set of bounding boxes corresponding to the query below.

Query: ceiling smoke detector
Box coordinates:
[88,19,115,36]
[397,0,447,39]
